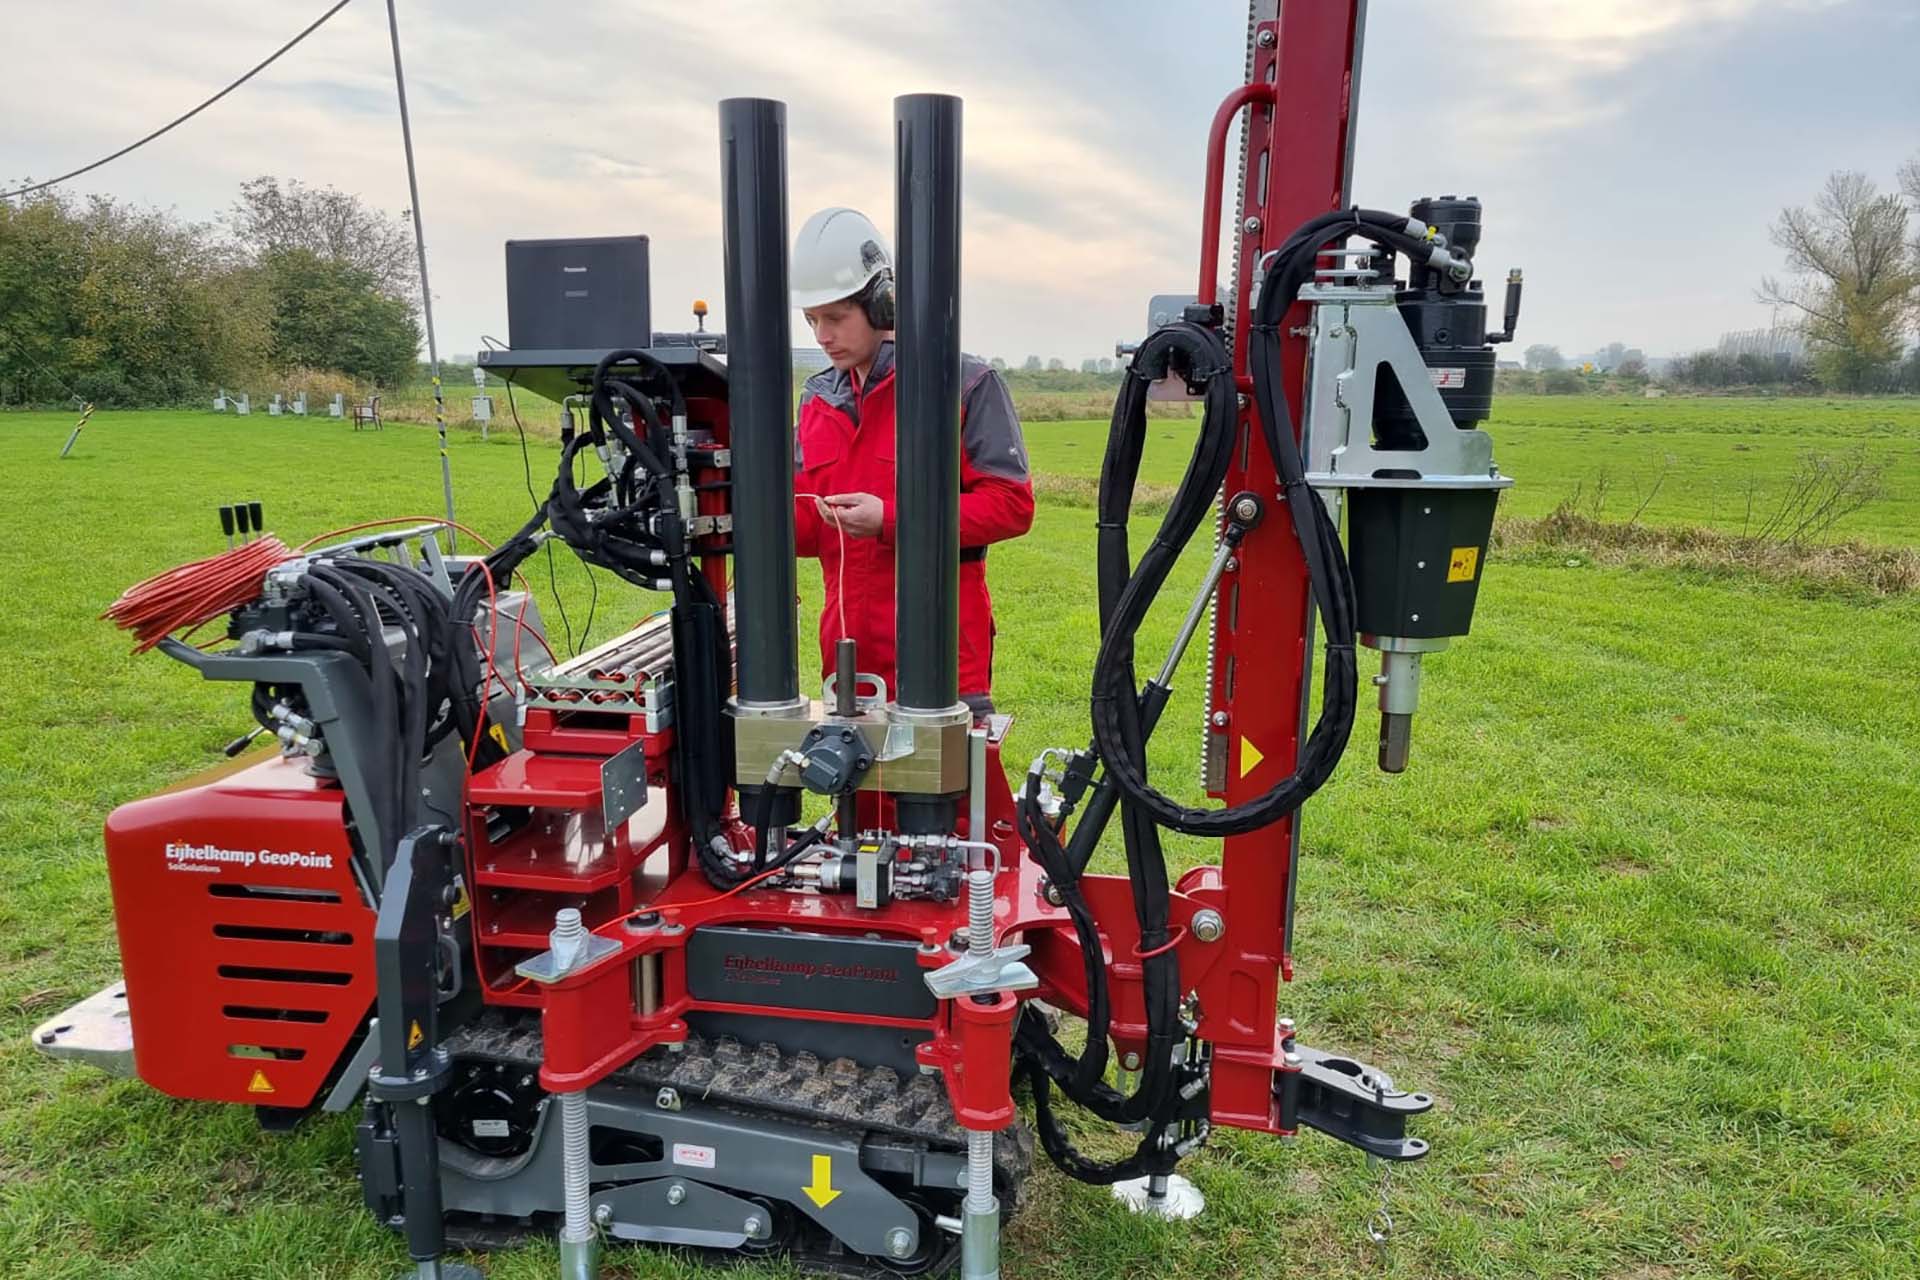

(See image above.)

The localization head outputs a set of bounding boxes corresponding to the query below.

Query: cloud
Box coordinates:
[1384,0,1851,148]
[0,0,1897,366]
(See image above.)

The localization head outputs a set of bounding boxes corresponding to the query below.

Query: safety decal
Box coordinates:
[1239,736,1265,779]
[803,1153,842,1207]
[246,1069,274,1094]
[1447,546,1480,583]
[672,1142,716,1170]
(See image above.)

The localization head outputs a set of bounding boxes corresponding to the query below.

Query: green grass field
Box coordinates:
[2,397,1917,1279]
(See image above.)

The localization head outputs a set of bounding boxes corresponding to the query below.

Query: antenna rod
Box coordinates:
[384,0,456,550]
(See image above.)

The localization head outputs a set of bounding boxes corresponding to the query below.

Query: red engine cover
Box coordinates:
[104,755,376,1108]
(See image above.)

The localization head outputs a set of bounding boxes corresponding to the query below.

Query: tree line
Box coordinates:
[0,178,420,407]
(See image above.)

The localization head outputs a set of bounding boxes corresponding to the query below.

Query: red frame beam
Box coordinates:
[1197,1,1364,1133]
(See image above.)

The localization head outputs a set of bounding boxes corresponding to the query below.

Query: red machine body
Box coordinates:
[103,755,375,1108]
[52,6,1468,1272]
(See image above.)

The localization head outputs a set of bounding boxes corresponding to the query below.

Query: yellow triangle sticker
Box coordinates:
[488,723,510,752]
[1239,737,1265,779]
[408,1020,424,1051]
[246,1069,275,1095]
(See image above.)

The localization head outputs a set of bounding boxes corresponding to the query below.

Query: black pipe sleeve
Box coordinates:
[719,97,799,707]
[891,93,963,714]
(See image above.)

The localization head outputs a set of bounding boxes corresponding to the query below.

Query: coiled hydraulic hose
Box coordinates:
[1017,207,1471,1185]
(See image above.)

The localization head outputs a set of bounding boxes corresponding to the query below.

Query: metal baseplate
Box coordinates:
[31,981,135,1077]
[1111,1173,1206,1220]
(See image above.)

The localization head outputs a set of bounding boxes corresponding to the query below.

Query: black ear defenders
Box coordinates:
[862,267,895,330]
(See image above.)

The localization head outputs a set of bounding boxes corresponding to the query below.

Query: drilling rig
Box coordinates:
[36,4,1521,1277]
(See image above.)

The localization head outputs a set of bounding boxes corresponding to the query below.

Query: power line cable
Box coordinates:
[0,0,355,202]
[506,379,576,655]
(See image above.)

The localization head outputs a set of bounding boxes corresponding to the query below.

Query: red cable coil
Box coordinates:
[102,538,294,652]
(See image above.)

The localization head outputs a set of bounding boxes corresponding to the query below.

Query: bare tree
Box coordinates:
[1902,153,1920,276]
[229,177,416,302]
[1759,170,1919,390]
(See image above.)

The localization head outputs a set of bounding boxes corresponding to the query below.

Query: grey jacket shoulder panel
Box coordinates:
[959,354,1029,481]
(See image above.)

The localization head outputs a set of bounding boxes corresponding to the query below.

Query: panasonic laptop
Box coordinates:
[504,235,651,349]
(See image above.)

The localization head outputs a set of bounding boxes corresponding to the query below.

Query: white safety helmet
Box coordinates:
[791,207,894,323]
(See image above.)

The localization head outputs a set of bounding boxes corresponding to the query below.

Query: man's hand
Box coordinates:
[818,493,884,539]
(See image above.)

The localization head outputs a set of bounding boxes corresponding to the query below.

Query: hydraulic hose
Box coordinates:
[1016,206,1468,1187]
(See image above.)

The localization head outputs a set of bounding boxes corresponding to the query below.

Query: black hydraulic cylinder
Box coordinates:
[719,97,798,707]
[891,93,963,714]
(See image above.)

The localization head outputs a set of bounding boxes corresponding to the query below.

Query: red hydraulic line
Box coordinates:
[1197,81,1276,306]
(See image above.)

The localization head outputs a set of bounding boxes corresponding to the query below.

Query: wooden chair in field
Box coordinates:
[352,395,382,431]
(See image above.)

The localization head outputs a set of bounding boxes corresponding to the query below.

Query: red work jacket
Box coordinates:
[793,341,1034,702]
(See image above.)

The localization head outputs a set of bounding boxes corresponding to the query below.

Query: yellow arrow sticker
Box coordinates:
[802,1153,841,1208]
[408,1020,424,1051]
[1239,736,1265,779]
[1447,546,1480,583]
[488,723,510,752]
[246,1069,274,1095]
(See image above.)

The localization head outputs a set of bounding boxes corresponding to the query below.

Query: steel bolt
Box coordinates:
[1243,216,1262,235]
[744,1215,766,1239]
[1257,27,1276,47]
[594,1203,614,1225]
[1122,1051,1142,1071]
[886,1226,915,1258]
[1278,1016,1296,1037]
[1191,908,1226,943]
[656,1087,681,1111]
[666,1182,687,1206]
[1211,711,1229,728]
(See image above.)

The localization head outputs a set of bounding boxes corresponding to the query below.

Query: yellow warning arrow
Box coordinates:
[802,1153,841,1208]
[1239,736,1265,779]
[246,1069,274,1095]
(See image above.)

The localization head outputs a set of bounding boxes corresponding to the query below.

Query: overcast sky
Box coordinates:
[4,0,1915,366]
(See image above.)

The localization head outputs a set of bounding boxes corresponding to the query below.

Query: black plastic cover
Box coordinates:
[1347,487,1498,639]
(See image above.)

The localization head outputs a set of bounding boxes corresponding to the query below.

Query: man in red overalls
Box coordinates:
[789,207,1033,716]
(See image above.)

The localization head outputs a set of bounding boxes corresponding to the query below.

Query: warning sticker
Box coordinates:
[472,1119,511,1139]
[246,1069,274,1095]
[488,723,510,752]
[1430,367,1468,389]
[1239,737,1265,779]
[408,1020,424,1051]
[450,875,471,921]
[1447,546,1481,583]
[672,1142,717,1170]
